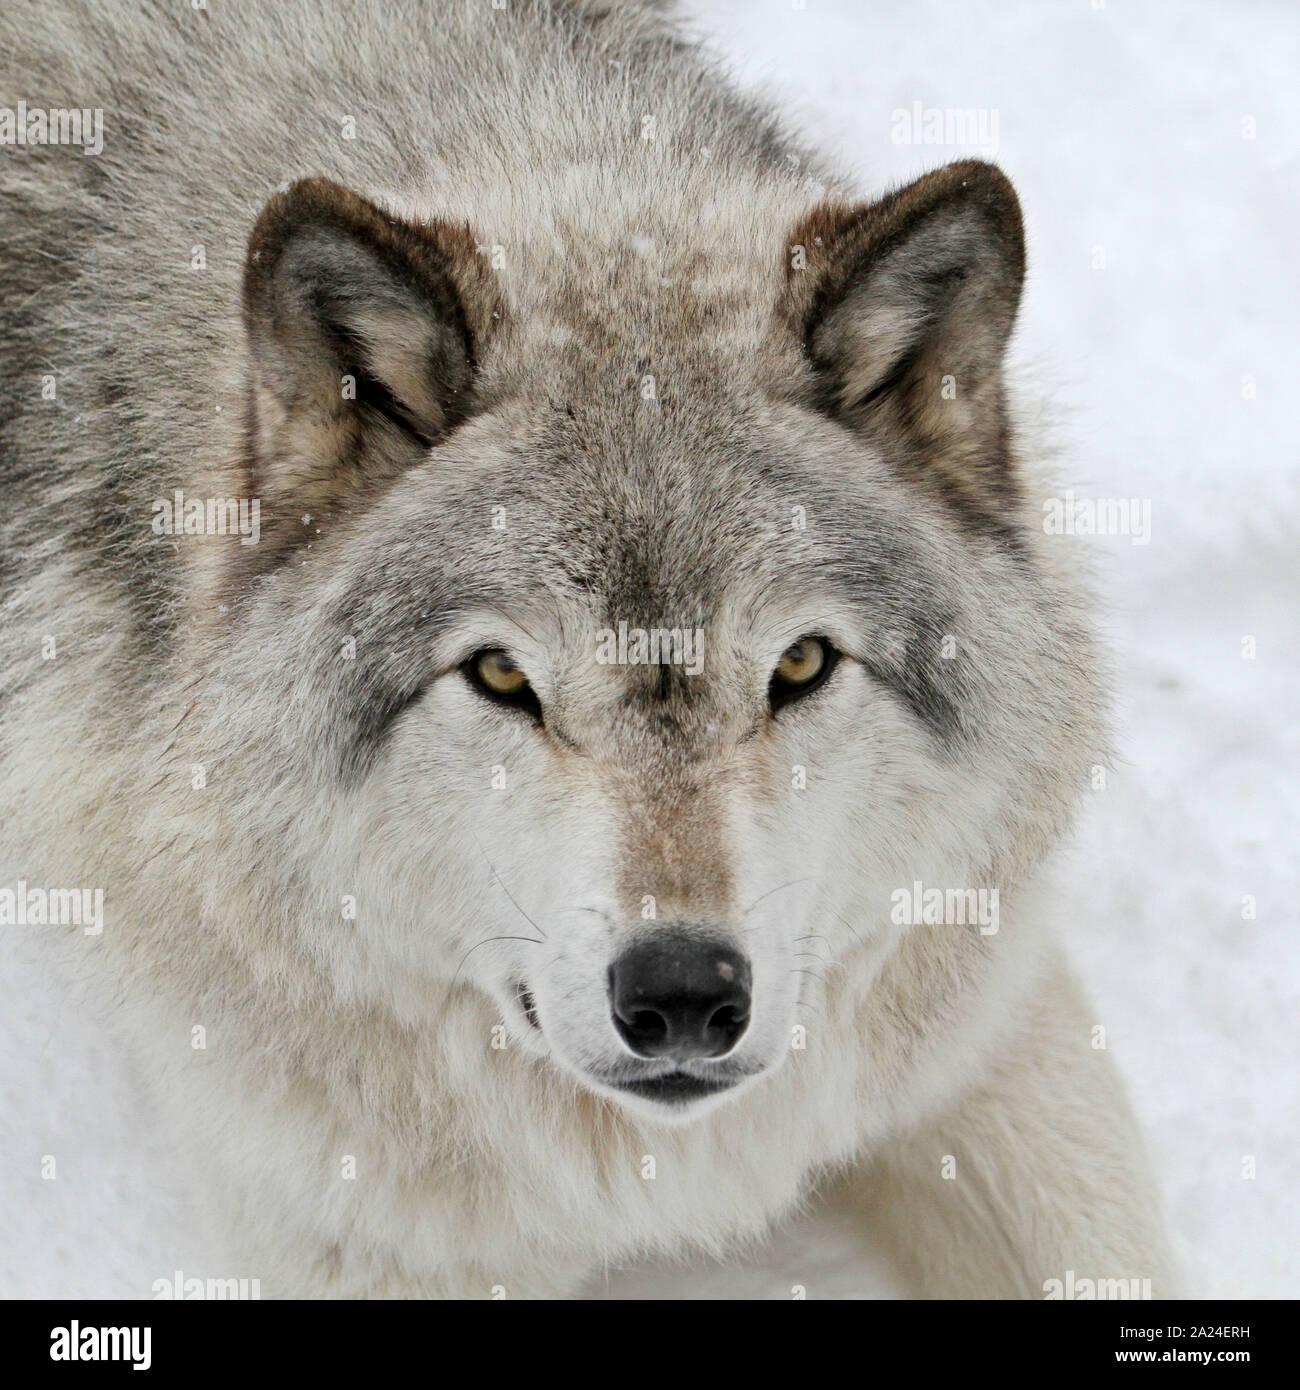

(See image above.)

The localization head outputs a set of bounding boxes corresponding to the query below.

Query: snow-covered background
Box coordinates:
[2,0,1296,1299]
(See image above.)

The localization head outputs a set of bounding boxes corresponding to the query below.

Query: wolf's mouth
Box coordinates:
[588,1057,763,1108]
[609,1071,738,1105]
[512,978,542,1030]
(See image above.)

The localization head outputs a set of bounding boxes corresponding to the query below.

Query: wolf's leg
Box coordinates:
[850,969,1180,1299]
[246,1239,590,1299]
[326,1264,589,1300]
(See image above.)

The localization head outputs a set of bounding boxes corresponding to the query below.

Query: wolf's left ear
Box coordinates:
[241,178,502,556]
[782,160,1025,518]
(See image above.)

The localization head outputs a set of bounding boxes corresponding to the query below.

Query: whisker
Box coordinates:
[471,831,547,941]
[827,907,868,952]
[740,876,818,919]
[450,933,543,993]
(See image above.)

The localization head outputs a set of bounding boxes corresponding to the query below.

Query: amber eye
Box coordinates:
[769,636,837,711]
[475,650,527,694]
[464,649,542,721]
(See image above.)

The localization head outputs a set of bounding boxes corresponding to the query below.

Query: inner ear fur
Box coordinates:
[239,177,503,567]
[781,160,1026,533]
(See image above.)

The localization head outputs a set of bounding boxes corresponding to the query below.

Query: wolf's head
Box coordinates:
[202,163,1100,1124]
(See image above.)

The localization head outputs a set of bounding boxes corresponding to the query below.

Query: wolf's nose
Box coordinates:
[609,933,751,1060]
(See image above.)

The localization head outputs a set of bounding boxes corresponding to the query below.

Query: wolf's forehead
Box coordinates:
[366,380,943,639]
[501,453,797,621]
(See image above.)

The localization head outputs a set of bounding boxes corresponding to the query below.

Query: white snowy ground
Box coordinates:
[2,0,1296,1300]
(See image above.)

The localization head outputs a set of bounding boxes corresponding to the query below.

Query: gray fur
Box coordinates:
[0,1,1176,1297]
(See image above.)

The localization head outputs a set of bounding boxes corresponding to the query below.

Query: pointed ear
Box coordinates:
[241,178,502,559]
[782,160,1025,528]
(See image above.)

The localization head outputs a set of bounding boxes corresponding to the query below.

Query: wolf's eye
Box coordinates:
[464,649,542,721]
[475,649,527,695]
[769,636,837,712]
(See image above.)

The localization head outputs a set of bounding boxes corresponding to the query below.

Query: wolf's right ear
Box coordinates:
[781,160,1025,526]
[241,178,502,554]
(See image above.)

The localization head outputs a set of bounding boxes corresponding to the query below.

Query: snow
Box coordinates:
[2,0,1296,1298]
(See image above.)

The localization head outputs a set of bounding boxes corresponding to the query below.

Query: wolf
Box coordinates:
[0,0,1178,1298]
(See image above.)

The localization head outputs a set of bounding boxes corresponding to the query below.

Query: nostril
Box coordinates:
[619,1008,669,1048]
[707,1003,748,1044]
[609,932,753,1061]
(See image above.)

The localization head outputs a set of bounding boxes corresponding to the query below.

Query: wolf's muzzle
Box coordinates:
[608,932,751,1061]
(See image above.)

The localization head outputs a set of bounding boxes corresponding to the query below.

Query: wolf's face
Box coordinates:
[291,397,973,1122]
[205,166,1099,1124]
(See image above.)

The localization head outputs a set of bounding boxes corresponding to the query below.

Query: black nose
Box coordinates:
[609,933,751,1061]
